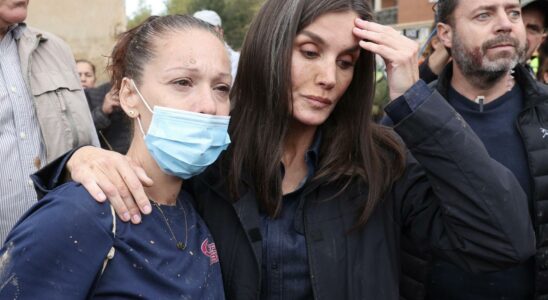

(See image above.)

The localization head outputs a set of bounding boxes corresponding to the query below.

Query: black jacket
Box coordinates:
[189,89,535,300]
[400,64,548,300]
[34,81,535,300]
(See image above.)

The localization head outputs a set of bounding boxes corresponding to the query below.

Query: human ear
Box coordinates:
[119,78,140,119]
[436,22,453,49]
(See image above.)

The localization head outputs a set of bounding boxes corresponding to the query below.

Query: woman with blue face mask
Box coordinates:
[25,0,535,299]
[0,15,230,299]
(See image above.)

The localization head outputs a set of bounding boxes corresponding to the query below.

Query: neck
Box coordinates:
[282,121,316,167]
[126,137,182,206]
[280,121,317,195]
[451,62,514,104]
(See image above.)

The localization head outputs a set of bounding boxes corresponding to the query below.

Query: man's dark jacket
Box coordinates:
[187,90,535,299]
[399,64,548,300]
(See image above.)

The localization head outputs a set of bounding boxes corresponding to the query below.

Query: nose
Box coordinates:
[79,73,86,83]
[196,85,217,115]
[315,59,337,90]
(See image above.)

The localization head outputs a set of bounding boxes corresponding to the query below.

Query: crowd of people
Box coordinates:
[0,0,547,299]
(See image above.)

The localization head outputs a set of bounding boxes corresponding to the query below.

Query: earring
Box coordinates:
[128,111,135,116]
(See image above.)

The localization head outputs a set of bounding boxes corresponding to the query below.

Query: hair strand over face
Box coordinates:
[226,0,406,228]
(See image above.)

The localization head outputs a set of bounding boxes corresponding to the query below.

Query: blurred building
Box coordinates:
[374,0,437,45]
[26,0,127,84]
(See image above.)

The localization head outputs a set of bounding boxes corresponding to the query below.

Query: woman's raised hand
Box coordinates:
[67,146,154,223]
[353,18,420,100]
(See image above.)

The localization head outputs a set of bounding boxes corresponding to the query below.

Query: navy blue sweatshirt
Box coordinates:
[0,182,225,299]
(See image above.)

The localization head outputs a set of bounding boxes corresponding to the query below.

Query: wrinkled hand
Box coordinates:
[67,146,154,223]
[353,19,420,100]
[102,88,120,115]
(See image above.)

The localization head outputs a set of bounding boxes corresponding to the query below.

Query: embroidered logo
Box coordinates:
[541,128,548,139]
[201,239,219,265]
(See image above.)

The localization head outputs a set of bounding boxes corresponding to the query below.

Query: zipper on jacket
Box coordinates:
[515,113,538,230]
[475,96,485,113]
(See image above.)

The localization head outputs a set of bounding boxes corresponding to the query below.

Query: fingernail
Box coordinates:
[98,192,106,201]
[132,214,142,223]
[143,204,152,214]
[122,212,130,221]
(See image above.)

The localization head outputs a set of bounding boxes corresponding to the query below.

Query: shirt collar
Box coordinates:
[280,130,322,184]
[10,23,26,40]
[304,130,322,168]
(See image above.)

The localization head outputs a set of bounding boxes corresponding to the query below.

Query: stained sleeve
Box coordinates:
[0,183,115,299]
[392,89,535,272]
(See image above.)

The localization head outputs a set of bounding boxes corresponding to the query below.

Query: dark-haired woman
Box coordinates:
[30,0,534,299]
[0,15,230,299]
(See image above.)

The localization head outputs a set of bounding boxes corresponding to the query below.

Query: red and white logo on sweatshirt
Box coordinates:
[201,239,219,265]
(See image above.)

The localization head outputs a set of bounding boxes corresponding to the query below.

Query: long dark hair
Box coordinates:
[227,0,406,227]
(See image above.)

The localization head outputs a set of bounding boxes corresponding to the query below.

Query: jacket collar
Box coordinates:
[434,63,546,110]
[11,23,25,40]
[16,23,47,43]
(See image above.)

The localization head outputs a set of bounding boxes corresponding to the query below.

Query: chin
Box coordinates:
[6,11,27,24]
[292,114,329,127]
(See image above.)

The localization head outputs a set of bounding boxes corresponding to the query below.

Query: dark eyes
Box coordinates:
[172,78,230,94]
[215,85,231,93]
[174,79,192,87]
[301,48,355,70]
[337,60,354,69]
[301,50,319,58]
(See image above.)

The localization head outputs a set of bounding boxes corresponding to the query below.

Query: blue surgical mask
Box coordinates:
[131,80,231,179]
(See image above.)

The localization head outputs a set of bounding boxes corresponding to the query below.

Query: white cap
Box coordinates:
[193,10,222,27]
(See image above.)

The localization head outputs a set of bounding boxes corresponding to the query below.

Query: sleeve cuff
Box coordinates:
[384,80,432,125]
[31,146,86,199]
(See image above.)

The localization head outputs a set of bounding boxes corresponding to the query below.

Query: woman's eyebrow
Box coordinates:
[300,30,325,45]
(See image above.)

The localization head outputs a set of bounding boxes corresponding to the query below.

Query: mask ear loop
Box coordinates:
[130,79,153,138]
[131,79,154,113]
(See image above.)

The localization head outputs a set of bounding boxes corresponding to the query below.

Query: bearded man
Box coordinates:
[394,0,548,299]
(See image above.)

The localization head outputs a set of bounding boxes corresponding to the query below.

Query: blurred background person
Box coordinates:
[193,9,239,81]
[521,0,547,77]
[76,58,97,88]
[372,55,390,122]
[539,40,548,83]
[419,24,451,84]
[85,82,132,154]
[541,57,548,83]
